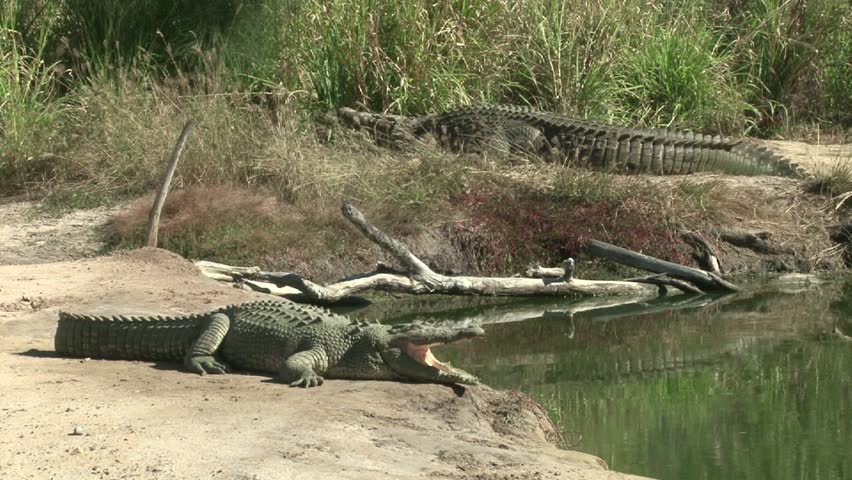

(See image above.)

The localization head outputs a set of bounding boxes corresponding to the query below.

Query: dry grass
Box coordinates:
[104,183,461,281]
[106,185,364,275]
[37,77,475,217]
[55,83,276,196]
[101,158,725,279]
[108,186,284,265]
[805,159,852,201]
[83,81,847,278]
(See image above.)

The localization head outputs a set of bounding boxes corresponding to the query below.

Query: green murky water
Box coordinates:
[356,281,852,480]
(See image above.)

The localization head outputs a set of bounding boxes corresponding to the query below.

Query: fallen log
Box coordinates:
[197,259,661,303]
[525,261,701,294]
[195,205,666,302]
[195,203,736,302]
[585,240,739,292]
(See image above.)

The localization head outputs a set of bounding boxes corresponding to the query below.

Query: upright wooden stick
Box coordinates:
[145,121,194,248]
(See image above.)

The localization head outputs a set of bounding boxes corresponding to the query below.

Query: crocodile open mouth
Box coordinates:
[404,343,452,373]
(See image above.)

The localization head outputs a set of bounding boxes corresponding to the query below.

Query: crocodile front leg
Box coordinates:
[279,348,328,387]
[185,313,231,375]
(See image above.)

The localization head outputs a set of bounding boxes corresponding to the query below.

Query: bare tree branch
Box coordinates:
[145,121,194,247]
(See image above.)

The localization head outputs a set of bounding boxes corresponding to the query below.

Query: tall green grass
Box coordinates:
[823,8,852,125]
[506,0,628,117]
[0,1,70,193]
[276,0,518,112]
[615,20,751,132]
[0,0,850,200]
[54,0,237,75]
[722,0,851,130]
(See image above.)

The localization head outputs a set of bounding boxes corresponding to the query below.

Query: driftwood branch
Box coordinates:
[196,205,669,302]
[145,120,194,247]
[717,229,782,254]
[340,203,443,284]
[197,259,663,303]
[196,203,739,303]
[337,204,659,299]
[525,259,575,280]
[203,263,662,303]
[529,261,703,295]
[585,239,739,292]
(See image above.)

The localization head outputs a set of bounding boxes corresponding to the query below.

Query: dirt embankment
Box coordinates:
[0,249,646,480]
[3,141,845,280]
[424,140,852,277]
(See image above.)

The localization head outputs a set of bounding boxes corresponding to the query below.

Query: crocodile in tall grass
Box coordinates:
[336,105,803,177]
[55,300,483,387]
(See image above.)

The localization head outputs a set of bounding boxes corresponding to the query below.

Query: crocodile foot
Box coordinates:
[285,372,324,388]
[185,355,230,375]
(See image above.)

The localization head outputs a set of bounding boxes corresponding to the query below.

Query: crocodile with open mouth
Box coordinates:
[54,300,483,387]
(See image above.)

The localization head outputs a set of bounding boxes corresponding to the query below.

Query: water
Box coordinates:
[354,282,852,480]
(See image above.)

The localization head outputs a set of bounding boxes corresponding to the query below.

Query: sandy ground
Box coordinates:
[0,200,124,266]
[758,140,852,174]
[0,249,645,480]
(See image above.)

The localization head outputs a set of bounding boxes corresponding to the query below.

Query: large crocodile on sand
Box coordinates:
[336,105,803,177]
[55,300,483,387]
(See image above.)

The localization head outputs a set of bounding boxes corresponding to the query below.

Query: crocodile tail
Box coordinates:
[55,312,205,361]
[622,135,802,177]
[726,142,804,177]
[517,111,801,177]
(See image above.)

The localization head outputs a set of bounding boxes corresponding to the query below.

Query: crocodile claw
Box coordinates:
[289,374,324,388]
[186,356,230,375]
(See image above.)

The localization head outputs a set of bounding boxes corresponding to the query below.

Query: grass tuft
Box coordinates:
[104,185,366,273]
[805,159,852,210]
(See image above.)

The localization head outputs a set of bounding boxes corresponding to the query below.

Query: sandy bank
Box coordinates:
[0,249,646,480]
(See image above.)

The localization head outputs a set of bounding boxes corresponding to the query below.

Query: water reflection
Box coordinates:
[359,283,852,480]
